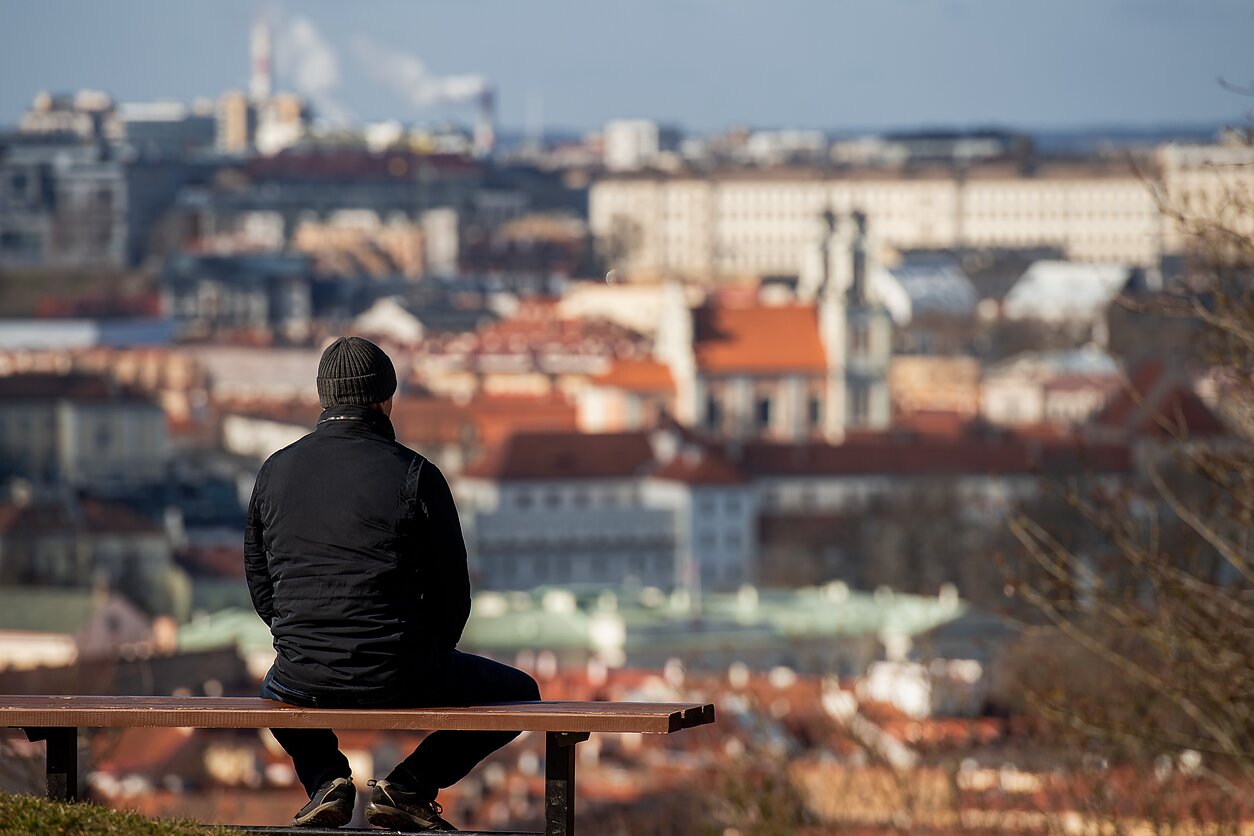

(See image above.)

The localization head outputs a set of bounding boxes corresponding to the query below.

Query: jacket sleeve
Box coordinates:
[243,460,276,627]
[418,461,472,650]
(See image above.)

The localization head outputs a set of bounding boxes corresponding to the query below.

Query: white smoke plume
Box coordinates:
[274,13,353,123]
[350,34,488,109]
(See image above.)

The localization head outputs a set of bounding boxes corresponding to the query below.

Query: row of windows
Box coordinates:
[479,533,673,552]
[706,396,823,430]
[696,529,744,550]
[696,494,744,515]
[507,486,639,511]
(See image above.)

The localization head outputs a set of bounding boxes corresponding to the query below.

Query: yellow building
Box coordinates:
[888,356,982,418]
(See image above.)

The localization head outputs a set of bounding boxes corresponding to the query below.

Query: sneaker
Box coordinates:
[365,778,458,832]
[291,775,355,828]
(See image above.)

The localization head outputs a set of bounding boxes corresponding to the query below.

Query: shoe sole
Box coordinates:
[365,800,451,832]
[292,798,354,828]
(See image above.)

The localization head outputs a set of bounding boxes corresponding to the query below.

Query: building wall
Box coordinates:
[1158,144,1254,251]
[980,376,1045,426]
[0,522,178,615]
[590,166,1183,277]
[0,139,128,268]
[697,373,827,441]
[755,472,1040,517]
[889,356,982,416]
[221,414,307,461]
[0,531,81,585]
[0,398,167,489]
[0,401,60,481]
[576,386,672,433]
[643,479,756,593]
[459,477,677,589]
[57,401,167,486]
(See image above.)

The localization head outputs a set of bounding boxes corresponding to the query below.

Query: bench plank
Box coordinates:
[0,696,715,735]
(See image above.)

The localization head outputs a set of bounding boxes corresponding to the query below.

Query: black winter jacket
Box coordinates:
[244,404,471,699]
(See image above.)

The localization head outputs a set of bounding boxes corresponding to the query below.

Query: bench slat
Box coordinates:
[0,696,715,735]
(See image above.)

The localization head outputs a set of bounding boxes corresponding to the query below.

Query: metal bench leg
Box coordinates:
[23,727,78,802]
[545,731,589,836]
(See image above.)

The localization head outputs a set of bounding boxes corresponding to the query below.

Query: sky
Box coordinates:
[1,0,1252,135]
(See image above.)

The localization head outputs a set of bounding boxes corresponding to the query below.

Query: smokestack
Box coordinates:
[474,86,495,158]
[251,17,273,102]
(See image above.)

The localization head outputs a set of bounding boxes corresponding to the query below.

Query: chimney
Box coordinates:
[474,87,496,158]
[250,17,273,102]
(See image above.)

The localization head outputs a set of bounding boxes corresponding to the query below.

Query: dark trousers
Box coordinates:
[260,651,541,799]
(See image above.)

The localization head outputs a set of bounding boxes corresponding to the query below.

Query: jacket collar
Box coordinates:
[315,403,396,441]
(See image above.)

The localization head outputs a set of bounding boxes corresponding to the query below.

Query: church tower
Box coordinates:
[817,209,849,442]
[842,211,892,429]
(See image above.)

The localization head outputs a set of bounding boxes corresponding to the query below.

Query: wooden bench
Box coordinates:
[1,695,715,836]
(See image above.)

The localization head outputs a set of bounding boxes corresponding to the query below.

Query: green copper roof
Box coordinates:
[175,583,967,660]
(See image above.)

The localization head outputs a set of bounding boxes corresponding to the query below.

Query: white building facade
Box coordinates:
[588,156,1231,277]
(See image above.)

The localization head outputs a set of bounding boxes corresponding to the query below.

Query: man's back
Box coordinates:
[245,404,470,700]
[244,336,534,829]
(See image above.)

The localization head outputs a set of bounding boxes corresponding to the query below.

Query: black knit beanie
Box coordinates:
[316,336,397,409]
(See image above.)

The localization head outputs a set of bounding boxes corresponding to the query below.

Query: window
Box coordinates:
[800,486,816,510]
[706,396,722,430]
[755,397,772,428]
[851,323,870,354]
[515,491,533,510]
[95,420,115,452]
[851,386,870,424]
[808,397,822,427]
[765,486,781,508]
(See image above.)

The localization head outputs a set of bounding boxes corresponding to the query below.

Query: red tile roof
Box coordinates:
[245,149,478,182]
[693,304,827,375]
[93,727,195,775]
[741,435,1131,477]
[463,392,580,448]
[0,498,161,536]
[464,431,655,480]
[0,503,73,535]
[651,448,747,485]
[891,410,974,438]
[463,425,1133,483]
[591,359,675,393]
[0,373,150,403]
[1097,360,1226,438]
[79,498,163,534]
[391,396,475,447]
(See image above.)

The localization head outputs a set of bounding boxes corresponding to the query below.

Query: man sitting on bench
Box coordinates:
[245,336,541,832]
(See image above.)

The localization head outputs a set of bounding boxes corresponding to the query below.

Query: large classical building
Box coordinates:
[589,144,1254,278]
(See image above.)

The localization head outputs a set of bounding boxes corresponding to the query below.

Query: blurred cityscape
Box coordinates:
[1,11,1252,834]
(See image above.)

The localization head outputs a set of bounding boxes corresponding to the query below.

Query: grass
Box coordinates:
[0,792,229,835]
